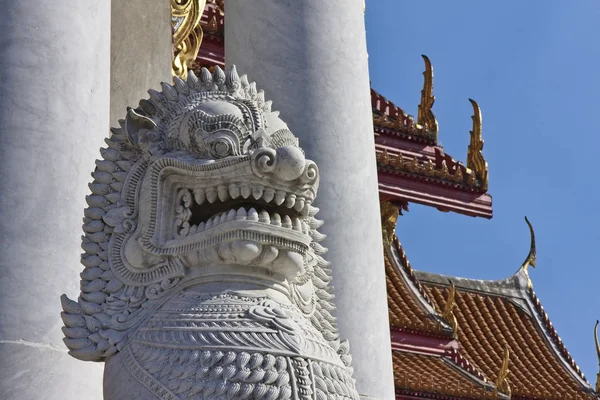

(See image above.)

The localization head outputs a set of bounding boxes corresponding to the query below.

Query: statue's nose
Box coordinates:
[251,145,319,186]
[272,146,306,181]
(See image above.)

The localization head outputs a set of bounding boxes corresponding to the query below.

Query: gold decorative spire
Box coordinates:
[521,216,537,272]
[495,346,511,397]
[467,99,489,191]
[441,280,458,339]
[380,201,400,245]
[172,0,207,79]
[417,55,439,139]
[595,320,600,393]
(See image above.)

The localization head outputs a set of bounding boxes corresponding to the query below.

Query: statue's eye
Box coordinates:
[211,138,233,158]
[205,130,240,158]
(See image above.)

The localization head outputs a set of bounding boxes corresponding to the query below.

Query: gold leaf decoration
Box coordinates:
[418,55,438,140]
[381,201,400,245]
[467,99,489,191]
[595,320,600,393]
[521,216,537,273]
[441,280,458,339]
[172,0,207,79]
[495,346,511,398]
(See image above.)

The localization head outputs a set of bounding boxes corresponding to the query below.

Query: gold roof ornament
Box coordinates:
[495,346,511,398]
[417,55,439,140]
[467,99,489,191]
[381,201,400,245]
[172,0,207,79]
[441,280,458,339]
[521,216,537,273]
[595,320,600,393]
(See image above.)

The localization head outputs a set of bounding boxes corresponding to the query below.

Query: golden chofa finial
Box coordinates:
[521,216,537,272]
[418,55,439,140]
[442,280,458,339]
[495,346,511,398]
[594,320,600,393]
[467,99,489,191]
[172,0,207,79]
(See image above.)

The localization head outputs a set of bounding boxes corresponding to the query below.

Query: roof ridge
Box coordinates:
[389,235,452,332]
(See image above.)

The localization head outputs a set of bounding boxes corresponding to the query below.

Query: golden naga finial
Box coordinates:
[380,201,400,245]
[417,55,439,139]
[467,99,489,191]
[495,346,511,398]
[441,280,458,339]
[594,320,600,393]
[521,216,537,273]
[172,0,207,79]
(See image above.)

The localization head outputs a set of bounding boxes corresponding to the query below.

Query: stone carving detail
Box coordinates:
[61,65,359,400]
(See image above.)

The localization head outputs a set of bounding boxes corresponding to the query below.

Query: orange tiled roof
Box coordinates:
[416,271,596,400]
[385,237,448,336]
[393,352,499,400]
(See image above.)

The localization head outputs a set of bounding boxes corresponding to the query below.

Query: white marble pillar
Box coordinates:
[0,1,109,399]
[225,2,395,399]
[108,4,171,394]
[110,0,172,126]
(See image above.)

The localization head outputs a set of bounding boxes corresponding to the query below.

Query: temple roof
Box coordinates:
[387,237,504,399]
[417,269,595,400]
[373,73,493,219]
[386,234,597,400]
[393,352,501,400]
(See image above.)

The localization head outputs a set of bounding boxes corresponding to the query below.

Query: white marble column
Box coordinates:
[0,2,109,399]
[225,2,395,399]
[110,0,172,126]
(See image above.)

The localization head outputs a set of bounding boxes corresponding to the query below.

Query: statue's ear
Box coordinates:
[124,107,157,145]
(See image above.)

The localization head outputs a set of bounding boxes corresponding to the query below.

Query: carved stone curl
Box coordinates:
[61,66,359,400]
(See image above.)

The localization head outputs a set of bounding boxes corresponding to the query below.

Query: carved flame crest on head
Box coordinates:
[60,66,346,374]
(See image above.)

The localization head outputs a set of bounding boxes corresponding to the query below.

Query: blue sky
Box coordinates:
[366,0,600,383]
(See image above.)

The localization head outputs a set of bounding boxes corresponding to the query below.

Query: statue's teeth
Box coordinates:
[236,207,247,220]
[194,188,206,205]
[271,213,282,226]
[259,210,270,223]
[189,224,198,235]
[241,185,251,199]
[206,188,218,204]
[218,185,229,202]
[252,185,264,200]
[263,188,275,203]
[229,184,241,199]
[219,212,228,224]
[294,197,305,212]
[293,218,302,231]
[274,190,286,205]
[248,208,259,221]
[301,221,310,234]
[180,222,190,236]
[227,209,237,221]
[205,218,213,229]
[282,215,292,228]
[199,221,206,231]
[285,194,296,208]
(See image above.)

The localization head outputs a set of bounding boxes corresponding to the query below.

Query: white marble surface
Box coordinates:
[0,1,109,398]
[225,2,395,399]
[110,0,172,126]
